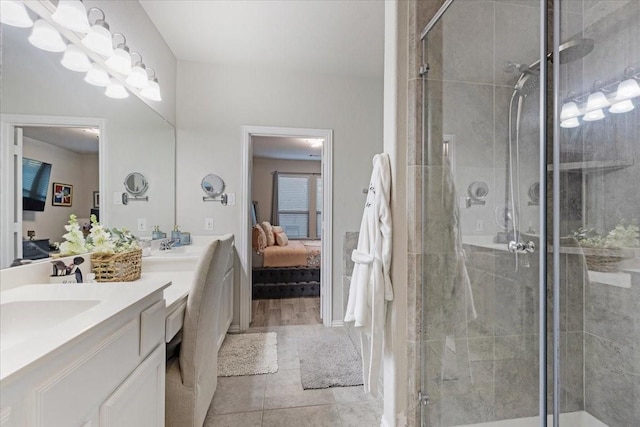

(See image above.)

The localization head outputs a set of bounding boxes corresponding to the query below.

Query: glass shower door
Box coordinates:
[420,0,544,425]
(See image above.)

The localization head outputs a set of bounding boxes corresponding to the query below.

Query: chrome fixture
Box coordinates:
[466,181,488,208]
[508,240,535,254]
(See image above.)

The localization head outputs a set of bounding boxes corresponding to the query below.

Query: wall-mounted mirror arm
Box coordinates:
[201,173,228,205]
[203,193,228,205]
[121,193,149,205]
[466,181,489,208]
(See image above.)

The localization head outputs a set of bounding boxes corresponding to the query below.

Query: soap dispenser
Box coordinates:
[152,226,166,240]
[171,225,182,246]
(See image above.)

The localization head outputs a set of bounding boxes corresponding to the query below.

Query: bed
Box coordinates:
[252,240,321,299]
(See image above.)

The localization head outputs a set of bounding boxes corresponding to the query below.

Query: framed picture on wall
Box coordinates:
[52,182,73,207]
[93,191,100,208]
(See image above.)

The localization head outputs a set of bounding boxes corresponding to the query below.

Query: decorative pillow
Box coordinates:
[272,226,283,233]
[275,229,289,246]
[261,221,275,246]
[252,225,267,253]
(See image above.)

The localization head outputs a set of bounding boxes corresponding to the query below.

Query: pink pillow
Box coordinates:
[275,230,289,246]
[261,221,275,246]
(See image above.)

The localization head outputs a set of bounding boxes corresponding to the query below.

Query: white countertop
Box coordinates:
[0,279,170,382]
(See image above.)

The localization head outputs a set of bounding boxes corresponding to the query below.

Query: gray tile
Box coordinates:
[343,232,359,277]
[585,280,637,349]
[332,385,376,403]
[210,375,266,414]
[262,405,341,427]
[277,342,300,370]
[408,78,423,166]
[263,368,335,410]
[565,253,585,332]
[563,332,584,412]
[337,400,383,427]
[203,410,262,427]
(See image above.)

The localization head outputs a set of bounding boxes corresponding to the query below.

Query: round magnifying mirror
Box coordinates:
[124,172,148,196]
[528,182,540,204]
[201,174,225,197]
[468,181,489,201]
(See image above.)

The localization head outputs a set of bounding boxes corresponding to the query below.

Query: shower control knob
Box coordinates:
[508,240,536,254]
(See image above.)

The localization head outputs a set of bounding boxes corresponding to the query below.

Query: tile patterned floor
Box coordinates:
[204,325,383,427]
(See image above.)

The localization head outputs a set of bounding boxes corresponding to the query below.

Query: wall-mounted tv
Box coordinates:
[23,157,52,211]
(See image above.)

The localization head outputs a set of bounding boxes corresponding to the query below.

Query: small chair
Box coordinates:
[165,234,234,427]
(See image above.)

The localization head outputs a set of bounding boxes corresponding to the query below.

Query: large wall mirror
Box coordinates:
[0,20,176,269]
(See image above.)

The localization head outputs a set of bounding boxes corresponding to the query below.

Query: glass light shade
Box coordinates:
[0,0,33,28]
[582,108,605,121]
[28,20,66,52]
[126,65,149,89]
[560,118,580,128]
[105,47,132,75]
[609,99,634,114]
[585,91,610,112]
[560,102,581,120]
[140,79,161,101]
[105,79,129,99]
[84,64,110,87]
[61,44,91,72]
[614,78,640,101]
[82,22,113,56]
[52,0,90,33]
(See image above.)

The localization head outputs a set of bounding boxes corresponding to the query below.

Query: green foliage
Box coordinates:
[573,220,639,249]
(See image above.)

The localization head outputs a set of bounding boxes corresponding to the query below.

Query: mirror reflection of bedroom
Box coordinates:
[250,136,323,326]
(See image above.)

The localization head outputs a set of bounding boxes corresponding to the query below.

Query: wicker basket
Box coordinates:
[91,248,142,282]
[579,246,631,272]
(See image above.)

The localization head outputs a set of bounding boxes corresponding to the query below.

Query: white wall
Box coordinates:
[176,61,383,324]
[22,137,99,243]
[251,158,321,224]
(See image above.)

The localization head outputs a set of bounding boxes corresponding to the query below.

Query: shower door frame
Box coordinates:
[418,0,558,425]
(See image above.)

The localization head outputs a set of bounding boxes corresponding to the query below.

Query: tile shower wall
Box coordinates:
[343,231,359,353]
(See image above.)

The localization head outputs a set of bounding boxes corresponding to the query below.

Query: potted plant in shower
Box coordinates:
[572,221,639,272]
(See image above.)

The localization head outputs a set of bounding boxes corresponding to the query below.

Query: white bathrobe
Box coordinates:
[344,153,393,397]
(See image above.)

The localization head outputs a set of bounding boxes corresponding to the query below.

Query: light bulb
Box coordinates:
[28,19,66,52]
[61,44,91,72]
[560,102,581,120]
[560,118,580,128]
[140,78,161,101]
[610,99,634,114]
[105,78,129,99]
[126,64,149,89]
[82,20,113,56]
[84,63,110,87]
[52,0,90,33]
[105,45,132,75]
[585,91,610,112]
[614,78,640,101]
[582,109,605,121]
[0,0,33,28]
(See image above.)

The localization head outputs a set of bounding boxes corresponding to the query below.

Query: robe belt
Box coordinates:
[352,249,374,264]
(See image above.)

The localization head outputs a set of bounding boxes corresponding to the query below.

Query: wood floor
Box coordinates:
[250,297,321,327]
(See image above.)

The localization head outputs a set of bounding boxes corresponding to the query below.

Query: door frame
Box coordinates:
[240,126,333,330]
[0,114,106,268]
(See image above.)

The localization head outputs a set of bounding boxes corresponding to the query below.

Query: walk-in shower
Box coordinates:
[417,0,640,426]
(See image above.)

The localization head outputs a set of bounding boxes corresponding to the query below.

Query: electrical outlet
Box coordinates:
[137,218,147,232]
[475,219,484,232]
[204,218,214,231]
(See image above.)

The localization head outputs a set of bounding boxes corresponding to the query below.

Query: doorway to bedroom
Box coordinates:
[240,126,333,330]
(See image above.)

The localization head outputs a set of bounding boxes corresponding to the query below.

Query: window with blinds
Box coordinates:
[277,173,322,239]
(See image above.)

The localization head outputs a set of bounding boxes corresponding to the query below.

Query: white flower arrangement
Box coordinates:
[58,214,88,255]
[60,214,139,256]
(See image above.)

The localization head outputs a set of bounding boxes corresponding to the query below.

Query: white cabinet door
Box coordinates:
[99,345,165,427]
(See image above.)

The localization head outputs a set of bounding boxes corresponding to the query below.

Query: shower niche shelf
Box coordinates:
[546,159,634,173]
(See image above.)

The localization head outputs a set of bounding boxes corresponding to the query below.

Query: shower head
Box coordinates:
[514,72,539,97]
[527,38,595,70]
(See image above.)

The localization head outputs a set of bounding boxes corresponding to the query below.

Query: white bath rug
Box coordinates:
[218,332,278,376]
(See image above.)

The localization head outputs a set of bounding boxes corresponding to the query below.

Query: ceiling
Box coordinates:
[22,127,99,154]
[139,0,385,78]
[252,136,322,161]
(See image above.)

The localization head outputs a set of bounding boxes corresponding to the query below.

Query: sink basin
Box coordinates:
[0,299,100,350]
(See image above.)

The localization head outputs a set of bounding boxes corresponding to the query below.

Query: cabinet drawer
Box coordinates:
[165,302,186,343]
[33,318,140,427]
[140,300,165,357]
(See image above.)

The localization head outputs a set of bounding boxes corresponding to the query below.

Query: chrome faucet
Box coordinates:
[159,238,180,251]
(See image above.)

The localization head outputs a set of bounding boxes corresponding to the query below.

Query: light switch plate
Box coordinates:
[114,192,122,205]
[137,218,147,232]
[205,218,214,231]
[227,193,236,205]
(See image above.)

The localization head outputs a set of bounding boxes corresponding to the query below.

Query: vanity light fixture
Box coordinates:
[126,52,149,89]
[140,68,162,101]
[61,44,92,72]
[81,8,113,57]
[105,78,129,99]
[52,0,90,33]
[585,91,610,112]
[28,19,66,52]
[0,0,34,28]
[614,77,640,101]
[560,101,581,121]
[84,63,110,87]
[609,99,635,114]
[105,33,132,75]
[582,108,605,122]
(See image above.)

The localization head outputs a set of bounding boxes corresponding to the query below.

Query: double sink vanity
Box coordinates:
[0,237,234,427]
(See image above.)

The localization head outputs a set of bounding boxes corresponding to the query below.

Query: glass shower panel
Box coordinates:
[420,0,543,425]
[557,0,640,425]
